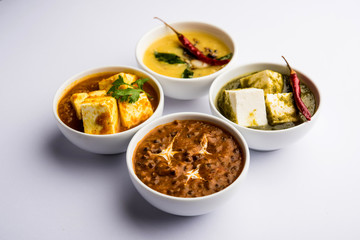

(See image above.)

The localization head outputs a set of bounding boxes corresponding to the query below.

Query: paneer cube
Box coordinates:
[88,90,106,97]
[81,96,119,134]
[99,73,138,92]
[70,90,107,120]
[239,70,283,94]
[118,93,153,128]
[70,92,89,120]
[265,93,298,124]
[224,88,268,127]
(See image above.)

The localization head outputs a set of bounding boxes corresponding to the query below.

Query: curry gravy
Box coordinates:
[133,120,244,198]
[57,72,159,133]
[143,31,231,78]
[216,72,317,130]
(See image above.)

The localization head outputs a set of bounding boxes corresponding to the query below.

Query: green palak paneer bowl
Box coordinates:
[209,61,321,151]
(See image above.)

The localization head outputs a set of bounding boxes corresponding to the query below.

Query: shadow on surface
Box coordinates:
[119,186,202,226]
[249,148,282,161]
[43,130,121,170]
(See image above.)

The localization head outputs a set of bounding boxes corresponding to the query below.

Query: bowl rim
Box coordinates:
[126,111,250,202]
[135,20,237,83]
[209,62,322,134]
[53,65,164,138]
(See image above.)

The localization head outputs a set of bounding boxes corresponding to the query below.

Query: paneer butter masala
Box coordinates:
[57,72,158,134]
[133,120,245,198]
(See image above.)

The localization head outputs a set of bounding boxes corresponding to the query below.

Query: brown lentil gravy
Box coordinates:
[133,120,245,198]
[57,72,159,133]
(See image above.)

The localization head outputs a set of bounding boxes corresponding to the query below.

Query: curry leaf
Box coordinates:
[217,53,233,61]
[182,68,194,78]
[154,51,186,64]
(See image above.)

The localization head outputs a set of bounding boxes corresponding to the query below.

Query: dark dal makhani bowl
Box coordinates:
[126,112,249,216]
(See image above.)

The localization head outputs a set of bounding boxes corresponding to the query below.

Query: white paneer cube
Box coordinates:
[70,90,107,120]
[70,92,89,120]
[265,93,298,124]
[88,90,106,97]
[239,70,283,94]
[81,96,119,134]
[224,88,268,127]
[118,93,153,129]
[99,73,138,92]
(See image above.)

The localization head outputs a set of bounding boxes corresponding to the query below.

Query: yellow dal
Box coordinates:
[143,31,231,78]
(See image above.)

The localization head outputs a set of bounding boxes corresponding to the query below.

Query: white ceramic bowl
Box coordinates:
[53,66,164,154]
[209,63,321,151]
[136,21,237,100]
[126,112,250,216]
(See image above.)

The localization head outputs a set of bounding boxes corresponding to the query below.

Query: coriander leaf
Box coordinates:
[107,85,118,95]
[182,68,194,78]
[217,53,233,61]
[113,75,129,87]
[107,75,130,95]
[154,51,186,64]
[109,88,128,100]
[107,74,151,103]
[110,88,143,103]
[126,88,142,103]
[133,78,149,90]
[133,78,153,99]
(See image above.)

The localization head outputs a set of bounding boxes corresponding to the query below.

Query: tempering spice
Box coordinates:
[282,56,312,121]
[154,17,231,66]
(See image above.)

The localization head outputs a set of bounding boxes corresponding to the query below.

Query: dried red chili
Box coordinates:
[154,17,231,66]
[282,56,312,121]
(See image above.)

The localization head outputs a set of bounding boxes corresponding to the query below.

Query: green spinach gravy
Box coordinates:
[216,72,316,130]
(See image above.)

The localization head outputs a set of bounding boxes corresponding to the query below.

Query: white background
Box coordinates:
[1,0,359,239]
